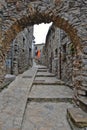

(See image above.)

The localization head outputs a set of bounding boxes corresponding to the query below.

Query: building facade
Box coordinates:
[6,26,33,75]
[42,24,76,88]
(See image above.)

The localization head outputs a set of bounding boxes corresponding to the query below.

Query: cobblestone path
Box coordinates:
[0,65,73,130]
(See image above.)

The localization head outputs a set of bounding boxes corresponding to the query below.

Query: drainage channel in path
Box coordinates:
[21,67,73,130]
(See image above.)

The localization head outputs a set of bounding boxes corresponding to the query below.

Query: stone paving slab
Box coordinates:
[34,74,64,84]
[22,102,72,130]
[34,65,47,69]
[29,85,73,99]
[36,72,55,77]
[0,67,37,130]
[37,69,48,72]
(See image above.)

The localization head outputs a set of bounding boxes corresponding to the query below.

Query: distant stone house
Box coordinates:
[34,43,45,63]
[6,26,33,75]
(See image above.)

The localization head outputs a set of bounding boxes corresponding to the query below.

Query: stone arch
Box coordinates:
[1,1,83,54]
[0,0,87,95]
[3,15,82,53]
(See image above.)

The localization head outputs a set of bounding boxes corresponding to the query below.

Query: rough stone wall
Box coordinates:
[60,31,74,87]
[44,21,87,95]
[44,24,60,75]
[44,24,75,87]
[40,45,46,65]
[0,0,87,95]
[6,26,33,75]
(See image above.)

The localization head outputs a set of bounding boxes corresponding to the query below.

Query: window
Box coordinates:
[62,44,66,53]
[62,44,66,61]
[55,48,58,57]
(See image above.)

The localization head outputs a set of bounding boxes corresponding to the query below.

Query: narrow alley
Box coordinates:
[0,63,87,130]
[22,65,73,130]
[0,64,73,130]
[0,0,87,130]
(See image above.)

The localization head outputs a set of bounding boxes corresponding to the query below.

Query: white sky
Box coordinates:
[34,23,52,44]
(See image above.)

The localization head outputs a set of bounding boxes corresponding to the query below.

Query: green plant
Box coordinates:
[69,43,75,55]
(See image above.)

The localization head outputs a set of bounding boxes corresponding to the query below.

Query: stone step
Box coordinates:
[37,67,47,69]
[29,84,73,99]
[28,97,72,103]
[36,74,56,77]
[22,102,72,130]
[77,96,87,113]
[77,87,87,96]
[81,87,87,93]
[33,80,65,85]
[37,69,48,72]
[67,107,87,130]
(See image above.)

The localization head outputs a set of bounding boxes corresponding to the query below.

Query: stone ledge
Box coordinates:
[0,81,12,92]
[81,87,87,92]
[77,96,87,113]
[67,107,87,128]
[77,87,87,96]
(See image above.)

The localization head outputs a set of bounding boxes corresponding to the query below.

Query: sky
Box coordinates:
[34,23,52,44]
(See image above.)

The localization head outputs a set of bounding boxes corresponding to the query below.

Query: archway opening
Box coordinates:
[0,1,83,98]
[34,23,52,44]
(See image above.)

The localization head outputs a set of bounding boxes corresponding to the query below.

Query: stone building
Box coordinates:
[43,24,79,89]
[42,21,87,98]
[6,26,33,75]
[44,24,60,75]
